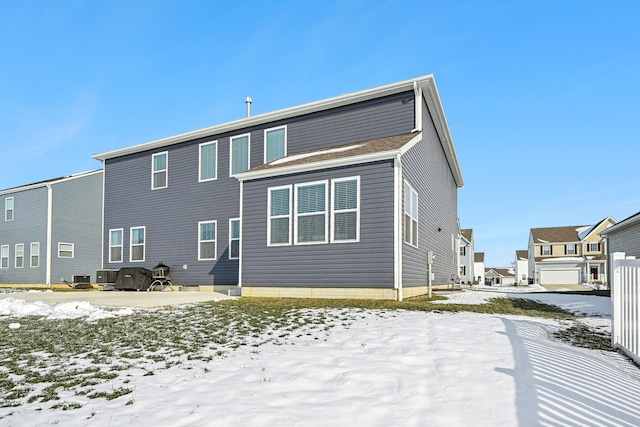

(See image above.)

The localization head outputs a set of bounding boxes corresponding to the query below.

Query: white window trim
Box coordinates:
[109,228,124,263]
[0,245,8,269]
[199,141,218,182]
[403,181,419,247]
[229,218,240,260]
[330,176,360,243]
[542,244,551,256]
[198,220,217,260]
[294,180,329,245]
[58,242,74,259]
[30,242,40,268]
[267,185,293,247]
[130,226,146,262]
[263,125,287,163]
[588,242,599,252]
[566,244,576,255]
[5,197,14,221]
[15,243,24,269]
[152,151,169,190]
[230,133,251,177]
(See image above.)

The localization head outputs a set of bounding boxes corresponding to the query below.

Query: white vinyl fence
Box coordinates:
[611,252,640,364]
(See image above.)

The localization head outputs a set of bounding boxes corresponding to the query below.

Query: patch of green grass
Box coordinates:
[553,324,614,351]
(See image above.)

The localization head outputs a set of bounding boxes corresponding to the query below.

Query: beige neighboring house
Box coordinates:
[474,252,485,285]
[528,217,617,286]
[485,268,516,286]
[459,228,475,283]
[514,250,528,285]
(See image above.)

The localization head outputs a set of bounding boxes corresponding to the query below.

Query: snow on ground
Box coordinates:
[1,290,639,426]
[0,297,135,322]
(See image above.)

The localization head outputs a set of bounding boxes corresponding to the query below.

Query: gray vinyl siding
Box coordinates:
[242,161,395,288]
[606,222,640,285]
[50,172,103,283]
[402,96,459,287]
[103,92,414,285]
[0,188,48,284]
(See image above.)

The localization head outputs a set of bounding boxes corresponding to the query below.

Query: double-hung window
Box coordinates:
[1,245,8,268]
[130,227,145,262]
[404,181,418,247]
[58,242,74,258]
[152,152,168,189]
[15,244,24,268]
[109,229,123,263]
[542,244,551,256]
[588,242,600,252]
[230,134,250,175]
[331,177,359,242]
[566,244,576,255]
[199,141,217,181]
[295,181,328,244]
[198,221,216,260]
[5,197,14,221]
[30,242,39,267]
[268,186,292,246]
[264,126,286,163]
[229,218,240,259]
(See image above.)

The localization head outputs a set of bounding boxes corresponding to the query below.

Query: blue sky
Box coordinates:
[1,0,639,267]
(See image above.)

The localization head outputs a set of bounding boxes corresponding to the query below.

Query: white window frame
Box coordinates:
[542,244,551,256]
[5,197,14,221]
[130,226,146,262]
[109,228,124,263]
[229,218,240,260]
[404,181,419,247]
[294,180,329,245]
[15,244,24,268]
[30,242,40,268]
[267,185,292,247]
[199,141,218,182]
[588,242,600,252]
[152,151,168,190]
[1,245,8,268]
[230,133,251,176]
[331,176,360,243]
[58,242,74,259]
[566,244,576,255]
[264,125,287,163]
[198,220,217,261]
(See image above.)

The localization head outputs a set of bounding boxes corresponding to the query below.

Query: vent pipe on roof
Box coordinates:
[246,96,252,117]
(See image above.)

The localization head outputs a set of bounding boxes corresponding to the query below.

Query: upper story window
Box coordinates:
[30,242,40,267]
[404,181,418,247]
[152,152,168,189]
[109,229,123,263]
[198,221,217,260]
[542,244,551,256]
[268,186,292,246]
[130,226,145,262]
[264,126,287,163]
[565,244,576,255]
[199,141,217,182]
[460,246,466,256]
[331,177,359,242]
[58,242,74,258]
[588,242,601,252]
[5,197,14,221]
[229,218,240,260]
[230,134,250,176]
[295,181,328,244]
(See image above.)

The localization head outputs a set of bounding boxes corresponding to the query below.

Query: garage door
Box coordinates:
[540,269,580,285]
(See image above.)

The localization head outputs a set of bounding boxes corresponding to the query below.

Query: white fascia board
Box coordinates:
[235,150,400,182]
[0,169,103,196]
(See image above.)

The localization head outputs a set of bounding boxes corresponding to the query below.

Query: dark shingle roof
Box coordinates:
[516,250,528,260]
[461,229,473,241]
[474,252,484,262]
[530,226,586,243]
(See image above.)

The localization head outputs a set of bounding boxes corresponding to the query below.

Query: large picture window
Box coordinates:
[130,227,145,262]
[30,242,39,267]
[198,221,217,260]
[152,152,168,189]
[229,218,240,259]
[1,245,8,268]
[58,242,74,258]
[230,134,250,175]
[109,229,123,263]
[264,126,286,163]
[199,141,217,181]
[331,177,359,242]
[15,244,24,268]
[268,186,292,246]
[295,181,328,244]
[404,181,418,247]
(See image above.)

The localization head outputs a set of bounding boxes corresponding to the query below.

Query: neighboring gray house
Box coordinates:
[93,74,464,299]
[459,228,475,283]
[0,170,103,285]
[600,210,640,286]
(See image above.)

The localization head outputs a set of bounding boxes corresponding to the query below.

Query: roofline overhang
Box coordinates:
[600,212,640,236]
[0,169,103,196]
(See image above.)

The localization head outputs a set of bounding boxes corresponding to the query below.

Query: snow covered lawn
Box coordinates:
[1,289,639,426]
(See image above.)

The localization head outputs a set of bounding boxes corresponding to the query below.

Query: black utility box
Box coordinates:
[73,275,91,284]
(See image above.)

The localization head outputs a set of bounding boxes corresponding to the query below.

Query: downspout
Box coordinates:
[100,163,105,270]
[394,153,403,301]
[45,183,53,287]
[411,81,423,133]
[238,180,243,290]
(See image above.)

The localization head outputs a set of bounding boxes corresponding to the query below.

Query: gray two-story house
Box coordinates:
[0,170,103,286]
[92,74,464,299]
